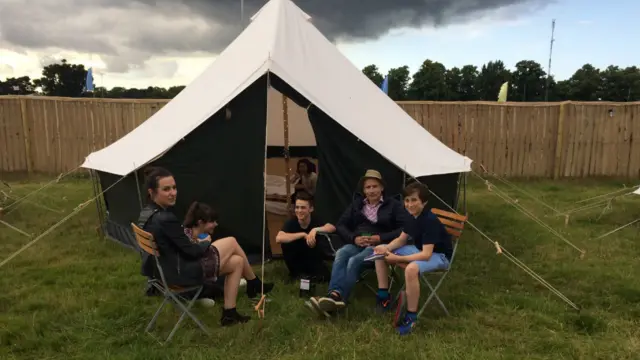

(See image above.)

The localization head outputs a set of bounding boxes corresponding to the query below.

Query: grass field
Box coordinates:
[0,175,639,360]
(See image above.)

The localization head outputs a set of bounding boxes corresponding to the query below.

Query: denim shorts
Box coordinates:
[393,245,450,274]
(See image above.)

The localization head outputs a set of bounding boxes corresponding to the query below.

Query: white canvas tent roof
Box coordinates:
[81,0,472,177]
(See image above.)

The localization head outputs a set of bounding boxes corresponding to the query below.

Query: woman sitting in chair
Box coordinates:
[137,166,274,326]
[290,158,317,203]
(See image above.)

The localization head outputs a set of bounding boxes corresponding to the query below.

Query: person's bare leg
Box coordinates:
[214,236,275,299]
[404,263,421,312]
[220,255,243,309]
[374,259,393,311]
[214,237,256,280]
[375,260,389,288]
[218,255,251,326]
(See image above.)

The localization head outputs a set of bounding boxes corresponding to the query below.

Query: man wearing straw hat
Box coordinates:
[306,169,410,316]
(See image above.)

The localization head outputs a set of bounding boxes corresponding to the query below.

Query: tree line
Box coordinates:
[1,59,639,102]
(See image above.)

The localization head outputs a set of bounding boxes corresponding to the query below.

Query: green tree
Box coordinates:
[552,79,571,100]
[0,76,35,95]
[511,60,547,101]
[167,86,186,98]
[476,60,511,101]
[459,65,479,100]
[566,64,601,101]
[408,60,447,100]
[107,87,127,98]
[599,66,640,101]
[619,66,640,101]
[386,65,410,100]
[144,86,169,98]
[445,67,462,100]
[92,87,109,98]
[362,64,384,87]
[33,59,87,97]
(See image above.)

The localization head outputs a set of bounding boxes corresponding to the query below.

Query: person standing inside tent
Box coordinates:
[306,169,411,316]
[137,166,274,327]
[290,159,317,203]
[276,191,334,282]
[372,182,453,335]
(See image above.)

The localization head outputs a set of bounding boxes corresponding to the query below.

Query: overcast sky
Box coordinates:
[0,0,637,89]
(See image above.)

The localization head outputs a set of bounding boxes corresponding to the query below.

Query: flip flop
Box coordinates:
[317,296,345,313]
[306,297,331,318]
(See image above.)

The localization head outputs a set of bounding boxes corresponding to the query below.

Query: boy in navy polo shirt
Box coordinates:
[371,182,453,335]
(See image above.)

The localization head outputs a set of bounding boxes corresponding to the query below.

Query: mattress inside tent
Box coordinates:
[265,174,295,215]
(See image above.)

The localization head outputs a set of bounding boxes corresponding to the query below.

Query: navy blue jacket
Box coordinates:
[336,194,411,245]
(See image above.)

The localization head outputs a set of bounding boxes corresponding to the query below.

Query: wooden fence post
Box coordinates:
[19,97,33,174]
[553,102,567,179]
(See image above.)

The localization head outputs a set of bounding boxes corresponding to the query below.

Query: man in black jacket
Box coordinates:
[307,169,411,316]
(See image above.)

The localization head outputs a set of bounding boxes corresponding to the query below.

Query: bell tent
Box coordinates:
[81,0,473,256]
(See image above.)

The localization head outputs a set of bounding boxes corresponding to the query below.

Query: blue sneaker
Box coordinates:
[396,315,417,335]
[375,295,391,313]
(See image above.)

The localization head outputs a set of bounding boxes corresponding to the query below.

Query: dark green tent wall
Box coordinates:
[96,72,463,259]
[99,75,270,257]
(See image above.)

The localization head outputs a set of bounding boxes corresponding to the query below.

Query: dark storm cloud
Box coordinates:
[0,0,552,73]
[129,0,553,50]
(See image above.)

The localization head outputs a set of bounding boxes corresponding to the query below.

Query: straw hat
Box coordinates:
[359,169,386,188]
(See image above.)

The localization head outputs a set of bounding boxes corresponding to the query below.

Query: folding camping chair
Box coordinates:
[131,223,210,343]
[395,208,467,317]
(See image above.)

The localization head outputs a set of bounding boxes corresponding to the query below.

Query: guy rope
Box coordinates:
[0,172,129,269]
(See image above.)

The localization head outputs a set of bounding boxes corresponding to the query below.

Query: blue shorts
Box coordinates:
[393,245,450,274]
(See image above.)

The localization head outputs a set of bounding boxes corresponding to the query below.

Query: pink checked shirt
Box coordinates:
[362,197,383,223]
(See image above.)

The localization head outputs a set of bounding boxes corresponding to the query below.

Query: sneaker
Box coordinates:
[220,309,251,327]
[375,295,392,314]
[393,290,407,327]
[396,315,417,335]
[239,278,247,288]
[317,292,345,313]
[197,298,216,308]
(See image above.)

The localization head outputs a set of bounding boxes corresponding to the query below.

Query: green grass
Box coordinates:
[0,176,639,359]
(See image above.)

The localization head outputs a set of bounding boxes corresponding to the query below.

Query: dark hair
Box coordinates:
[294,191,314,207]
[296,158,316,174]
[403,182,429,203]
[143,166,173,200]
[183,201,219,228]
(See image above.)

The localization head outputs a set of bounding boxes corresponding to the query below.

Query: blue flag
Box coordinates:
[85,68,94,92]
[380,75,389,94]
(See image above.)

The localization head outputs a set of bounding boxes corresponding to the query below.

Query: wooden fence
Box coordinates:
[1,96,639,178]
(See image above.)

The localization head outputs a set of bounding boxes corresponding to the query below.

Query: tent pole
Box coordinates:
[461,172,468,214]
[402,166,407,188]
[133,165,143,211]
[454,172,463,212]
[283,93,292,213]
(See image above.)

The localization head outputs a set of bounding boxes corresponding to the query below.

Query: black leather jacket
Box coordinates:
[137,203,211,286]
